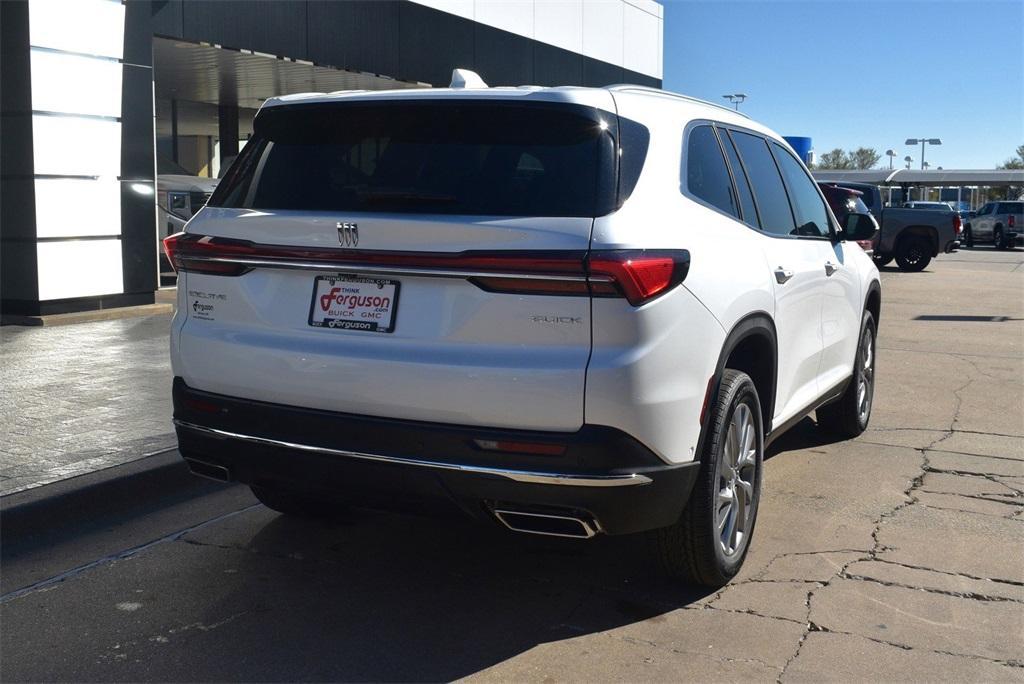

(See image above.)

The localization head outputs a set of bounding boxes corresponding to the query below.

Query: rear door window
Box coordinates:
[770,142,832,238]
[730,131,796,236]
[684,125,738,218]
[998,202,1023,214]
[211,101,617,217]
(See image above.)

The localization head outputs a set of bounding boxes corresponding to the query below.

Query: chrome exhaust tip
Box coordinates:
[493,508,599,539]
[184,458,232,483]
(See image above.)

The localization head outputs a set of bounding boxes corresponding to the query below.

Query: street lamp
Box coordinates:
[904,155,913,170]
[886,149,897,170]
[905,138,941,170]
[722,93,747,111]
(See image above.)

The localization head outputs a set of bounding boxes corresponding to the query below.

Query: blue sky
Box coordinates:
[661,0,1023,169]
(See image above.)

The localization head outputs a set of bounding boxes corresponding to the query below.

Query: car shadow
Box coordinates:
[177,503,717,681]
[765,415,848,459]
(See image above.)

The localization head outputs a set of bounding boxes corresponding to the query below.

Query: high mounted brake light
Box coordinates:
[162,234,690,306]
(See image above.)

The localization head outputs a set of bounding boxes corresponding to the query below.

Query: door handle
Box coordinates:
[774,267,794,284]
[825,261,838,276]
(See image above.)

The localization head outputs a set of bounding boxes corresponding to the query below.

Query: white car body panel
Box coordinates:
[169,83,880,472]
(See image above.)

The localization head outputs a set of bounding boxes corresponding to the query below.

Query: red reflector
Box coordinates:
[699,375,716,425]
[184,398,221,414]
[474,439,567,456]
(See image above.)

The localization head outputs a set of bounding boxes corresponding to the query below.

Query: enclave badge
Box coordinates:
[337,222,359,247]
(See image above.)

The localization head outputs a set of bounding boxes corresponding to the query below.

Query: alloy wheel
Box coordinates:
[857,331,874,424]
[715,403,757,557]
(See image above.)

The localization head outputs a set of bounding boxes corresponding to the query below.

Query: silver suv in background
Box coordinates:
[964,201,1022,249]
[157,157,219,240]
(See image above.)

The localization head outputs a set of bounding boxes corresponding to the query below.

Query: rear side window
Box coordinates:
[770,142,831,238]
[685,125,738,218]
[211,101,617,217]
[720,129,759,228]
[731,131,795,236]
[999,202,1023,214]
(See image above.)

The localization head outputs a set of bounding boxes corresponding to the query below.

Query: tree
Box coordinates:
[997,144,1024,170]
[818,148,851,170]
[850,147,881,170]
[816,147,882,170]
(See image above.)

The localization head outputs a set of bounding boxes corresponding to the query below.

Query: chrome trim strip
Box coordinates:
[174,420,651,487]
[181,255,614,282]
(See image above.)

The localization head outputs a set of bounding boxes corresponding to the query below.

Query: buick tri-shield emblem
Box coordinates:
[337,222,359,247]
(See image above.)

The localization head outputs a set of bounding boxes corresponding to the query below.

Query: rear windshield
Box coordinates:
[210,100,621,217]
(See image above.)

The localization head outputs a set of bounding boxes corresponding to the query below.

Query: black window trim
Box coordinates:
[718,123,837,242]
[717,126,762,230]
[679,120,744,223]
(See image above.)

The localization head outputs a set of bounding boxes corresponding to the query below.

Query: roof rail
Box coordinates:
[605,84,751,119]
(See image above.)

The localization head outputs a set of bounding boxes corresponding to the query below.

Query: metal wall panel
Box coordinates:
[307,1,401,76]
[533,42,583,87]
[473,22,533,87]
[0,0,40,311]
[181,1,307,58]
[122,3,158,298]
[583,59,625,88]
[151,0,184,39]
[397,1,474,86]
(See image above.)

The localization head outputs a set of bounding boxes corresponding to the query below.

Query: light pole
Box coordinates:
[905,138,941,170]
[886,149,897,170]
[904,155,913,170]
[722,93,747,111]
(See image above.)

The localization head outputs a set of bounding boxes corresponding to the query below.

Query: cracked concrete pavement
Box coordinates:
[1,247,1022,681]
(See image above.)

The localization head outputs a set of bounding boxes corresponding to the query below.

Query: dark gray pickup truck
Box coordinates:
[814,180,961,271]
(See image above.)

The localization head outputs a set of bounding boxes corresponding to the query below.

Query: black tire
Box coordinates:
[895,237,932,271]
[650,369,763,587]
[873,254,894,267]
[963,226,974,248]
[250,485,343,518]
[994,226,1006,250]
[817,311,876,439]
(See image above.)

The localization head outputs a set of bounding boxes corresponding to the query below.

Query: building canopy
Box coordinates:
[813,169,1024,185]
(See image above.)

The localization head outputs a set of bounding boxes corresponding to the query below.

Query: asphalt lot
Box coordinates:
[2,246,1022,682]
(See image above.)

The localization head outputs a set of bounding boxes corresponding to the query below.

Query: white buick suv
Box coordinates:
[166,73,881,587]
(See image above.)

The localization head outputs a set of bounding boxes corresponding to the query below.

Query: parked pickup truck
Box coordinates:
[813,180,960,271]
[963,201,1021,250]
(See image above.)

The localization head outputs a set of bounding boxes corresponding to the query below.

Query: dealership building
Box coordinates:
[0,0,663,317]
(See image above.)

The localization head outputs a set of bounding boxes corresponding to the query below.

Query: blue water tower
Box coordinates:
[784,137,813,165]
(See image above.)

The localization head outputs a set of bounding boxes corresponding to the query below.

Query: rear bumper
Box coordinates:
[172,379,699,535]
[944,239,960,253]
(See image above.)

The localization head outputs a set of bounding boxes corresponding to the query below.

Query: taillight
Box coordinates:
[588,251,689,306]
[1010,215,1016,229]
[953,214,962,235]
[160,234,690,305]
[161,232,255,276]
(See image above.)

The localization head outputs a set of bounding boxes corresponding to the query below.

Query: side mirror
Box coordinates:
[843,213,877,241]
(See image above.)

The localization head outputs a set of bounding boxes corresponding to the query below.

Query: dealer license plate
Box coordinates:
[308,275,400,333]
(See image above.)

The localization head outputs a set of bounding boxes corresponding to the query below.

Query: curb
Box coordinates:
[0,449,230,547]
[1,302,174,327]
